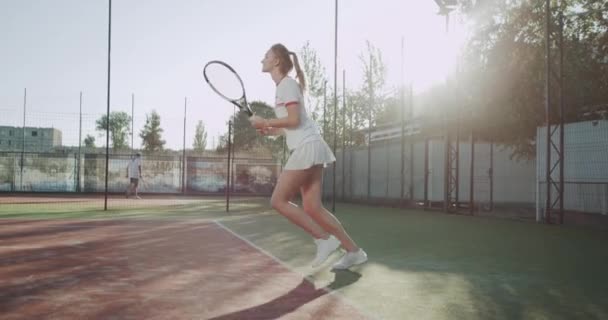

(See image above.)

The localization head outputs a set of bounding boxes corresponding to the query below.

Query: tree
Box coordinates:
[139,110,165,152]
[299,41,328,122]
[95,111,131,150]
[193,120,208,152]
[456,0,608,159]
[305,41,387,151]
[360,40,387,130]
[216,101,285,160]
[374,95,402,126]
[83,135,96,149]
[345,89,372,146]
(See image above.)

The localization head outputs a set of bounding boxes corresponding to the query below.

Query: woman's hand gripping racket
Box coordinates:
[203,60,254,116]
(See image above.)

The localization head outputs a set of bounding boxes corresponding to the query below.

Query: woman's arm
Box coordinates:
[257,127,285,136]
[250,103,300,129]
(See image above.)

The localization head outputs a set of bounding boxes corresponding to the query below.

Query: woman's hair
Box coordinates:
[270,43,306,92]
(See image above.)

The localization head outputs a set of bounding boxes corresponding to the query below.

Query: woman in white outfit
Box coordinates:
[249,43,367,269]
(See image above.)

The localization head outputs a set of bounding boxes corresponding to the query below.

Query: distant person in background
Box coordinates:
[125,153,142,199]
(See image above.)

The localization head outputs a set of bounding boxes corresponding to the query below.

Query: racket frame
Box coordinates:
[203,60,253,116]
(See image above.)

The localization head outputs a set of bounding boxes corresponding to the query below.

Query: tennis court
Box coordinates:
[2,0,608,319]
[2,198,607,320]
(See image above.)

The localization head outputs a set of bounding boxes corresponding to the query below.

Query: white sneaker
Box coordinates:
[311,235,341,267]
[332,249,368,270]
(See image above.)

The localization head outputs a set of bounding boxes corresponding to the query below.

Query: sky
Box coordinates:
[0,0,467,150]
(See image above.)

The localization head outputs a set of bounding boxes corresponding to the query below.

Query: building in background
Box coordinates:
[0,126,62,152]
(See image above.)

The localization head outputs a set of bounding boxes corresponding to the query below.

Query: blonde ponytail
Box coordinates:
[289,51,307,92]
[270,44,307,92]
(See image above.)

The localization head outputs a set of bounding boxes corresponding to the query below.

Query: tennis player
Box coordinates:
[249,43,367,269]
[125,153,142,199]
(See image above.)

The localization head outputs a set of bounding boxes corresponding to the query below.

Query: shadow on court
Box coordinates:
[208,270,362,320]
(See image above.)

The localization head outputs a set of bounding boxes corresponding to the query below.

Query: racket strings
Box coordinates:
[204,63,245,101]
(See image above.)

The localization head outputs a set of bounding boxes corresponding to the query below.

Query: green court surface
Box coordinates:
[1,198,607,320]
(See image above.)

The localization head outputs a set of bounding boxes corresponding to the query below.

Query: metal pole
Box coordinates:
[77,91,82,192]
[323,81,327,140]
[131,93,134,153]
[349,94,354,198]
[424,138,429,208]
[226,120,232,212]
[489,140,494,211]
[469,130,475,215]
[20,88,26,191]
[332,0,338,212]
[231,107,236,196]
[321,80,327,202]
[385,140,389,198]
[444,129,450,212]
[104,0,112,211]
[544,0,552,223]
[409,83,414,201]
[443,11,451,213]
[367,55,373,200]
[182,97,187,193]
[456,117,460,208]
[455,32,461,209]
[341,69,346,200]
[558,2,565,224]
[400,36,406,203]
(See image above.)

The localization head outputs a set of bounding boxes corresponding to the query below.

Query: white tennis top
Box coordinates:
[127,157,141,179]
[274,77,322,151]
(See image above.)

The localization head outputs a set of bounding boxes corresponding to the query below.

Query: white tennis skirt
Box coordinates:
[284,140,336,170]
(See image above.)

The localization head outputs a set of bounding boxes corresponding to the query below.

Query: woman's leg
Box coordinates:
[300,165,360,252]
[271,168,329,240]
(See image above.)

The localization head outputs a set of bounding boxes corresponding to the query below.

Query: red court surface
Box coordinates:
[0,219,369,319]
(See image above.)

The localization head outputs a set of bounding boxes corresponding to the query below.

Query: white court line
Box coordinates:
[213,219,378,320]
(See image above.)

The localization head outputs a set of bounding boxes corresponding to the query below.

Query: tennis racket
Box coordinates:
[138,176,147,191]
[203,60,253,116]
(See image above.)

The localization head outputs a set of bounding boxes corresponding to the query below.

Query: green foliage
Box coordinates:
[95,111,131,150]
[299,41,328,123]
[140,110,166,152]
[83,135,96,149]
[216,101,286,160]
[193,120,208,152]
[456,0,608,159]
[235,3,607,161]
